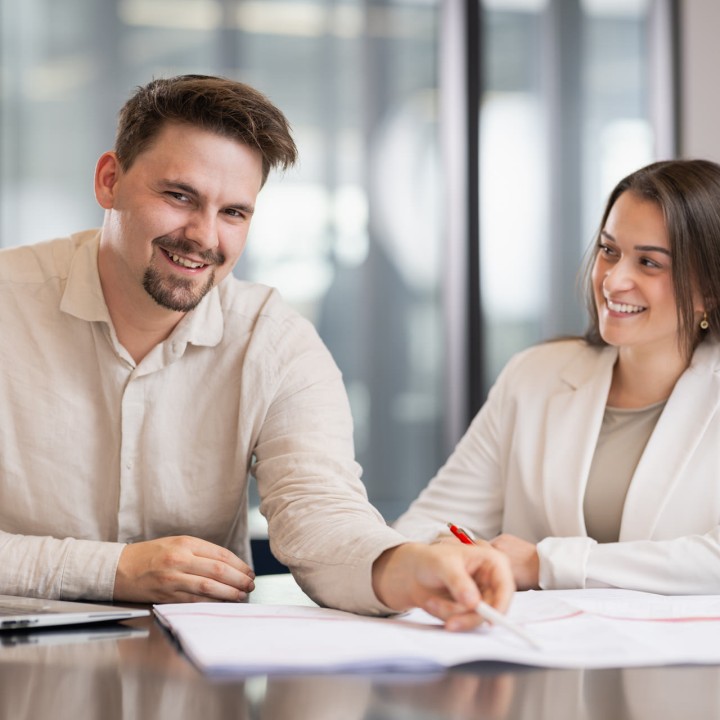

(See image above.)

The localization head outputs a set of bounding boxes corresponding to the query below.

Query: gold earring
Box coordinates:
[700,312,710,331]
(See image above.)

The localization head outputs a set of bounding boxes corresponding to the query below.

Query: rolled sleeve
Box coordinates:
[253,313,408,614]
[292,531,409,616]
[60,539,126,600]
[0,530,126,601]
[537,536,597,589]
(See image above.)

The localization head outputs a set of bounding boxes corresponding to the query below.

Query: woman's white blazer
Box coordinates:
[394,338,720,593]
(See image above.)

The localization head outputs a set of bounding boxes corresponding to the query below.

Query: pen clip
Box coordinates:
[447,522,475,545]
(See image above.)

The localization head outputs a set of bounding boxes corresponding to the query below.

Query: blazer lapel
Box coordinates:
[620,341,720,540]
[542,345,617,536]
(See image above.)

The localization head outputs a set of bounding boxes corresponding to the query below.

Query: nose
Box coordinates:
[602,258,635,295]
[184,209,219,251]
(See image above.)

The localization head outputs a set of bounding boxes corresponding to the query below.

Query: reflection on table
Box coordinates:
[0,575,718,720]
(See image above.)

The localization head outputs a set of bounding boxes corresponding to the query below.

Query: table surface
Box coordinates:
[1,575,718,720]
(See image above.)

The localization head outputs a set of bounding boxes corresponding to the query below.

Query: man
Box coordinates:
[0,75,512,630]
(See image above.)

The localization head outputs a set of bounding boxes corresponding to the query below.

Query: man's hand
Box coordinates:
[113,536,255,603]
[489,534,540,590]
[371,542,515,631]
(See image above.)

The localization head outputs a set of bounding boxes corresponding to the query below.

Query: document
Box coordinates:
[153,589,720,676]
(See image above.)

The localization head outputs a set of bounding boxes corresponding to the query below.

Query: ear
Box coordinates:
[693,298,718,315]
[692,287,708,314]
[94,152,122,210]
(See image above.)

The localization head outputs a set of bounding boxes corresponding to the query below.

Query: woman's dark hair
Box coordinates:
[114,74,297,186]
[582,159,720,358]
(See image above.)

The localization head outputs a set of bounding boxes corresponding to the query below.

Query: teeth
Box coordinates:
[607,299,645,314]
[170,253,204,269]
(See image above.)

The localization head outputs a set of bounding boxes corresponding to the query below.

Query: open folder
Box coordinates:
[154,589,720,676]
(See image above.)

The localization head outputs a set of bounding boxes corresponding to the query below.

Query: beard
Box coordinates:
[142,265,217,312]
[142,236,225,312]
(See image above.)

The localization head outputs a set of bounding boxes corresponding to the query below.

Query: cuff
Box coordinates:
[537,536,597,589]
[60,539,127,601]
[292,532,407,616]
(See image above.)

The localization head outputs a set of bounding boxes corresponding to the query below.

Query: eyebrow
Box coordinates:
[160,179,255,215]
[600,230,671,256]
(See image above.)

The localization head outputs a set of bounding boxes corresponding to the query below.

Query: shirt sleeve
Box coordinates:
[251,315,407,615]
[0,530,125,600]
[538,529,720,593]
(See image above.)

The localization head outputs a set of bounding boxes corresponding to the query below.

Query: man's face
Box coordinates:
[96,122,263,313]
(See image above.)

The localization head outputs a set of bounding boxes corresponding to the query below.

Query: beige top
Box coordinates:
[0,230,405,613]
[583,401,667,543]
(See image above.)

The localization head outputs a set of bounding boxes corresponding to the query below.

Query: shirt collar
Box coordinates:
[59,230,111,323]
[167,280,224,349]
[60,228,225,349]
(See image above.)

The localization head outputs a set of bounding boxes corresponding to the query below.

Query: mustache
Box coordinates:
[152,235,226,266]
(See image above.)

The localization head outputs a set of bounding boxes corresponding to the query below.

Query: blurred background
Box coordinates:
[1,0,711,535]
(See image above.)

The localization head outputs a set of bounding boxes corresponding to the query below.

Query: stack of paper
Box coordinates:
[153,589,720,675]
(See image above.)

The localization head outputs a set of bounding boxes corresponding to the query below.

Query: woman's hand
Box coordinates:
[489,534,540,590]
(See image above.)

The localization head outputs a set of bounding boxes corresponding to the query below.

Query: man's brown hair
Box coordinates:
[114,74,297,185]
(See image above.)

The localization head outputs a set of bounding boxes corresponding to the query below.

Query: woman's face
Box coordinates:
[591,191,691,360]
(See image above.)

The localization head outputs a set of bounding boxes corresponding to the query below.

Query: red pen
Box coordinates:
[447,521,542,649]
[447,522,474,545]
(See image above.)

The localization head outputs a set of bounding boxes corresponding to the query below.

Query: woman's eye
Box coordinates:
[640,257,662,269]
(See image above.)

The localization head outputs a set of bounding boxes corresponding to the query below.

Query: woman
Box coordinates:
[394,159,720,594]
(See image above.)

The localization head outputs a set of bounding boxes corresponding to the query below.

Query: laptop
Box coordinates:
[0,594,149,630]
[1,624,149,647]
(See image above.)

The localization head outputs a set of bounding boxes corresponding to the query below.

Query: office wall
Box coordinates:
[680,0,720,160]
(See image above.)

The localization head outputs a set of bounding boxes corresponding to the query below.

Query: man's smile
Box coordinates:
[161,247,208,270]
[153,236,226,273]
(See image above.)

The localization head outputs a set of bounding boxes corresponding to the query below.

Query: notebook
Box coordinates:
[0,594,149,630]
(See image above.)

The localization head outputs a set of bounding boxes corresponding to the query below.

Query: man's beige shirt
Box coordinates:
[0,230,404,613]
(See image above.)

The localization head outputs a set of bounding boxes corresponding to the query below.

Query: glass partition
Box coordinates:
[479,0,656,387]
